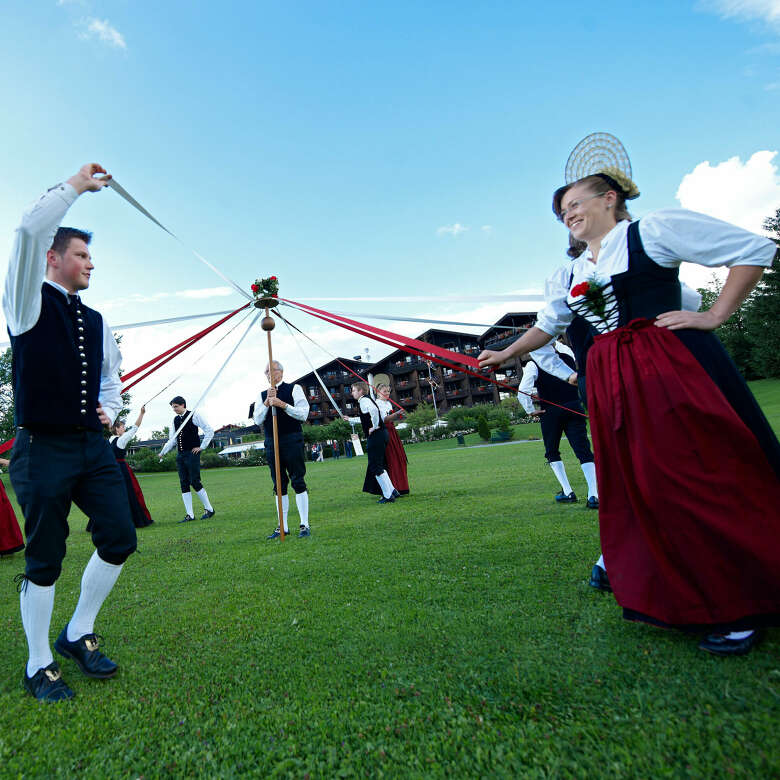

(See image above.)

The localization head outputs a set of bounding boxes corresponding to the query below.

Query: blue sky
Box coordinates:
[1,0,779,436]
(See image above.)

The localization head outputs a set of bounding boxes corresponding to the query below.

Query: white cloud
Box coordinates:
[80,18,127,49]
[765,81,780,90]
[701,0,780,28]
[675,150,780,287]
[102,286,236,308]
[481,225,493,234]
[436,223,468,236]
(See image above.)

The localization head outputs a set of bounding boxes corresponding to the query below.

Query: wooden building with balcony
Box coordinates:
[478,312,537,397]
[290,357,369,425]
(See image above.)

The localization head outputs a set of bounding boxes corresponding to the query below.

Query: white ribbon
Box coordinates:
[108,179,252,302]
[159,312,259,455]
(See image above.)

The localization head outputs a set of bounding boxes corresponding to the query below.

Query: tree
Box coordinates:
[403,403,437,431]
[0,348,15,442]
[324,418,351,442]
[697,273,755,378]
[113,333,132,428]
[150,426,170,440]
[744,208,780,378]
[477,415,491,441]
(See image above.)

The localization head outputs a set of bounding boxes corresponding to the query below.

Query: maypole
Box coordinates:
[253,276,286,541]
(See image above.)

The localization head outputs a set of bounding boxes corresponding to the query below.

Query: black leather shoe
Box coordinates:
[178,515,195,524]
[54,627,118,679]
[698,630,764,656]
[23,662,74,702]
[391,489,401,499]
[586,496,599,509]
[267,528,286,540]
[201,509,216,520]
[555,491,577,503]
[378,496,395,504]
[588,565,612,592]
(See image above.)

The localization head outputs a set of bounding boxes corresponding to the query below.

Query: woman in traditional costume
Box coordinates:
[375,383,409,495]
[107,407,153,528]
[0,458,24,556]
[479,134,779,656]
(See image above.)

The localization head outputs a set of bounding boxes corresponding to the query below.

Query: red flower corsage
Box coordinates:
[570,281,590,298]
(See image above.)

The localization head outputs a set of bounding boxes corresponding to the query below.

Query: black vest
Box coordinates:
[261,383,303,438]
[111,436,126,460]
[358,395,383,438]
[532,351,580,408]
[10,283,104,431]
[173,413,201,452]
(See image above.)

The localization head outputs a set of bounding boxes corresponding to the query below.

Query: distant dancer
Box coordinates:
[0,458,24,556]
[159,396,216,523]
[374,383,409,495]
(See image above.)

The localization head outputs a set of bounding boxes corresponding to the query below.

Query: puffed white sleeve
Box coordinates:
[534,264,576,338]
[193,411,214,449]
[517,362,537,415]
[253,390,268,425]
[531,341,576,383]
[680,282,702,312]
[3,183,79,336]
[639,209,776,269]
[98,319,124,425]
[285,385,310,422]
[116,425,138,449]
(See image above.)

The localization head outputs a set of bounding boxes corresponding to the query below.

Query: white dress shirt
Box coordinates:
[359,395,381,431]
[376,398,394,420]
[159,410,215,456]
[112,424,138,450]
[2,182,124,423]
[535,210,775,338]
[252,384,310,426]
[518,342,577,414]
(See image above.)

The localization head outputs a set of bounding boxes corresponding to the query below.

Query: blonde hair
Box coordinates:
[352,381,369,395]
[376,383,390,393]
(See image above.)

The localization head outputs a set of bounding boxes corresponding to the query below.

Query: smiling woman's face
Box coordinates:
[559,182,616,243]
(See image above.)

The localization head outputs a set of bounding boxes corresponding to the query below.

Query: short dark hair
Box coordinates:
[51,227,92,255]
[170,396,186,407]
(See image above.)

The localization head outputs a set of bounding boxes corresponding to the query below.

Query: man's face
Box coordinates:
[265,366,283,385]
[171,403,186,415]
[49,238,94,292]
[350,386,361,400]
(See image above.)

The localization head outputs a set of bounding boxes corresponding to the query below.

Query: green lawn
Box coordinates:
[0,381,777,777]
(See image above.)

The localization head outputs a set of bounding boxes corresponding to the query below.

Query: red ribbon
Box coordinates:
[121,303,251,391]
[282,299,588,419]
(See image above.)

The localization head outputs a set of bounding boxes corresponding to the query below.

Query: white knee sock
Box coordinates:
[376,471,395,499]
[295,491,309,528]
[67,551,124,641]
[581,461,598,498]
[195,488,213,512]
[595,553,605,571]
[549,461,572,494]
[21,581,55,677]
[275,494,289,533]
[182,492,193,516]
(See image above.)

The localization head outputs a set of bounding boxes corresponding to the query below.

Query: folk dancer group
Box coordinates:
[4,153,778,705]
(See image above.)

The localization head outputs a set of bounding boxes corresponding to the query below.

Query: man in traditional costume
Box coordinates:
[4,163,137,701]
[518,340,598,508]
[159,397,216,523]
[253,361,312,538]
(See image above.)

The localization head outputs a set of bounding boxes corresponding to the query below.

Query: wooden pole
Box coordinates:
[263,305,285,541]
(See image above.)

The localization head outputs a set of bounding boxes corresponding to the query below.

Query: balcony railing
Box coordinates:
[309,410,324,419]
[445,390,467,399]
[470,385,494,395]
[399,397,417,406]
[395,378,417,389]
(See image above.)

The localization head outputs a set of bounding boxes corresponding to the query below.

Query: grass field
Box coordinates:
[0,382,778,778]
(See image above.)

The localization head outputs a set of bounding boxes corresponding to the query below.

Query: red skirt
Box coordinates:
[120,460,153,528]
[0,480,24,555]
[587,319,780,630]
[384,421,409,494]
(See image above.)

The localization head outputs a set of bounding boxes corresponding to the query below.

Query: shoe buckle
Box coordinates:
[45,667,62,682]
[84,636,99,652]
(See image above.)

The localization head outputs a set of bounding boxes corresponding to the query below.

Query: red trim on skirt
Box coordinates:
[384,421,409,494]
[587,319,780,628]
